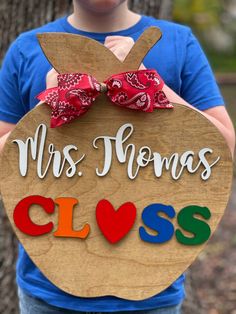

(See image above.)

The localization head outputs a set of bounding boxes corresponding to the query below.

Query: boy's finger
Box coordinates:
[109,46,117,53]
[104,36,132,47]
[47,68,58,76]
[47,67,57,74]
[105,35,127,42]
[109,47,129,62]
[104,41,120,49]
[46,68,59,88]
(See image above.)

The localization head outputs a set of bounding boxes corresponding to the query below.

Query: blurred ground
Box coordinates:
[183,84,236,314]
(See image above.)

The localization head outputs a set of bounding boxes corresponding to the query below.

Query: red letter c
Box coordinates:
[13,195,54,236]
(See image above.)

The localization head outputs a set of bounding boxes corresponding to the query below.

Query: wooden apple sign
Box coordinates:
[0,27,233,300]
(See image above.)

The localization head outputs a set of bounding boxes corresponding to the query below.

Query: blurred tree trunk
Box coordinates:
[0,1,174,314]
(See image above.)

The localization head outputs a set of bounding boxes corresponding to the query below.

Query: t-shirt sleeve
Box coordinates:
[0,39,26,123]
[181,30,224,111]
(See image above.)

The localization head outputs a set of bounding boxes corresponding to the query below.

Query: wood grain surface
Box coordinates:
[0,28,233,300]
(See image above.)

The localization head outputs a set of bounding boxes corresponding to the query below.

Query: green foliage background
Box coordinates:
[173,0,236,72]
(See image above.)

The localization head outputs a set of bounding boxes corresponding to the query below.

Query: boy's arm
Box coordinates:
[0,121,15,153]
[0,66,56,153]
[0,38,26,152]
[163,84,235,156]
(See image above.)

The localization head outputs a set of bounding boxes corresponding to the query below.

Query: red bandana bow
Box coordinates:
[37,69,173,128]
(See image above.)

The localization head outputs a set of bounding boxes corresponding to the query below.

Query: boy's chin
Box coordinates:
[75,0,127,14]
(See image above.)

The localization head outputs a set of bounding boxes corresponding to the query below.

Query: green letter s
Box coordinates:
[175,205,211,245]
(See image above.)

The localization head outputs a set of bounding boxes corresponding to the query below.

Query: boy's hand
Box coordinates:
[104,36,145,69]
[104,36,135,62]
[45,36,142,88]
[36,68,59,107]
[46,68,59,89]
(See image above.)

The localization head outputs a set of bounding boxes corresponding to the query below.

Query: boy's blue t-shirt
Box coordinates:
[0,15,224,312]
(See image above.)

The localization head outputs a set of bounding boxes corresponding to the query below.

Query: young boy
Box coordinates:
[0,0,235,313]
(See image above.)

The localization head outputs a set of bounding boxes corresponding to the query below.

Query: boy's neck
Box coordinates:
[68,2,141,33]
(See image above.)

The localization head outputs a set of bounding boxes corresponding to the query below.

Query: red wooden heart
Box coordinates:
[96,199,137,244]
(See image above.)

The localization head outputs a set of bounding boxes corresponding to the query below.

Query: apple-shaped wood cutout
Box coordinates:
[0,27,233,300]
